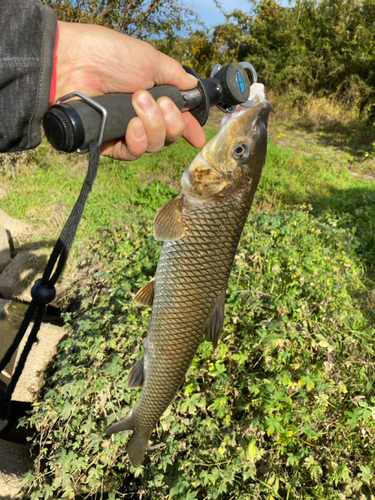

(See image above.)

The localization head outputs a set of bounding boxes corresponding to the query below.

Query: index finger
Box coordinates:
[150,50,199,91]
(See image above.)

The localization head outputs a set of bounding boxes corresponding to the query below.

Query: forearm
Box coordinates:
[0,0,57,152]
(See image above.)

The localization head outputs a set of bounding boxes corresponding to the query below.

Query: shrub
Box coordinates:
[22,206,375,499]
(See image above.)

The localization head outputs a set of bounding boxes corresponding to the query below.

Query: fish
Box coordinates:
[105,96,272,467]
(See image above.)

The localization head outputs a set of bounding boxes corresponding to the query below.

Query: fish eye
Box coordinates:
[232,143,250,161]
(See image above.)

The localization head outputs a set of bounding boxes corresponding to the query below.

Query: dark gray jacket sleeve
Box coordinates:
[0,0,57,152]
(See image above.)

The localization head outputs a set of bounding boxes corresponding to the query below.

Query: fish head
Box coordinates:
[181,99,271,200]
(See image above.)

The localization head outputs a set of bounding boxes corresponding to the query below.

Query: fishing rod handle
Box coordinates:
[43,62,252,153]
[43,85,184,153]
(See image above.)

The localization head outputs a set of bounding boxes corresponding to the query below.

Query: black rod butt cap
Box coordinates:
[43,105,84,152]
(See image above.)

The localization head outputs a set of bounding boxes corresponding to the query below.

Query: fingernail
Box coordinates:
[158,98,176,117]
[186,73,199,85]
[137,92,154,112]
[133,121,145,140]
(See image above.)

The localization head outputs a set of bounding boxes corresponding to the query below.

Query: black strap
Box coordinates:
[0,140,100,421]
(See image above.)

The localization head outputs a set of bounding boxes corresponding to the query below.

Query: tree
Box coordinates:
[40,0,197,39]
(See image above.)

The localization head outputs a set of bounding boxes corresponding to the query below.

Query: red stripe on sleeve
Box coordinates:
[49,23,59,106]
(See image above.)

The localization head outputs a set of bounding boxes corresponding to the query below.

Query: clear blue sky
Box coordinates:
[186,0,290,28]
[186,0,253,28]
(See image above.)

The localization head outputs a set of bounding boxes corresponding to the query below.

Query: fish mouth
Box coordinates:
[254,99,272,123]
[235,99,272,127]
[222,98,272,128]
[226,99,271,145]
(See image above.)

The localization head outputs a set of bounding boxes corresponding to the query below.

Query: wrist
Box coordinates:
[53,22,108,102]
[53,21,85,104]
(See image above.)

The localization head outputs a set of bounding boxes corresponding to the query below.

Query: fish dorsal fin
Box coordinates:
[127,354,145,387]
[153,194,185,241]
[134,278,155,307]
[204,290,226,348]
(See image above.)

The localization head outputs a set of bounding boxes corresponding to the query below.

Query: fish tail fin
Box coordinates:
[126,430,152,467]
[104,411,134,436]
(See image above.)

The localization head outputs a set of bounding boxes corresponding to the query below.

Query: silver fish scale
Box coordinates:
[131,188,255,436]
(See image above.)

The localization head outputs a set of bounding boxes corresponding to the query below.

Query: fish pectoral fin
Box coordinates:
[153,194,185,241]
[204,290,226,349]
[134,278,155,307]
[127,354,145,387]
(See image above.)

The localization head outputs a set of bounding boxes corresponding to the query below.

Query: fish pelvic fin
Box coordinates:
[127,430,152,467]
[134,278,155,307]
[127,354,145,387]
[153,194,185,241]
[204,289,226,349]
[104,410,134,436]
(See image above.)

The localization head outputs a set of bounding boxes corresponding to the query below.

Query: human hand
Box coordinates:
[54,21,206,160]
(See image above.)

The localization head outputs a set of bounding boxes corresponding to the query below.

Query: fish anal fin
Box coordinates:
[104,410,134,436]
[127,430,152,467]
[134,279,155,307]
[127,355,145,387]
[153,194,185,241]
[204,290,226,348]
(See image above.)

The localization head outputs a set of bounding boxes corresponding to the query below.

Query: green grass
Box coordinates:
[0,132,218,266]
[3,130,375,267]
[0,139,198,232]
[2,120,375,498]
